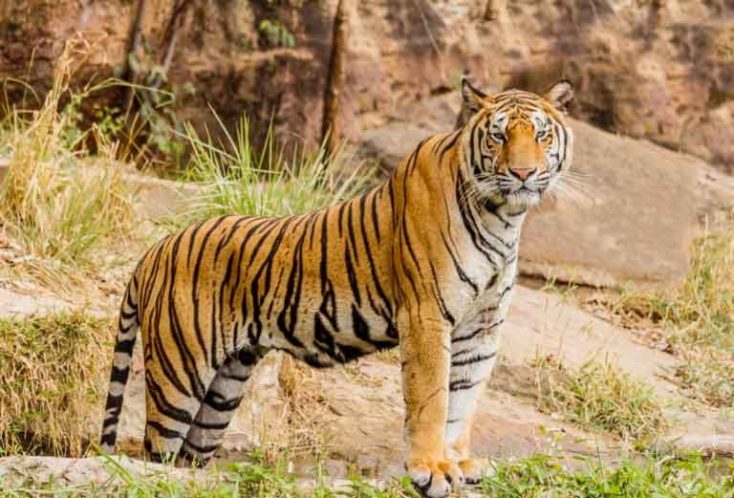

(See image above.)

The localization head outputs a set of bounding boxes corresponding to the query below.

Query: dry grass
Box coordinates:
[533,356,669,442]
[253,354,331,466]
[609,228,734,407]
[0,312,111,457]
[0,38,138,289]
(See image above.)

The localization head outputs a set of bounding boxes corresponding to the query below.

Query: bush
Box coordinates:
[0,312,110,457]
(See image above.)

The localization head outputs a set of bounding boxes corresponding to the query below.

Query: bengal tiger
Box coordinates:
[100,79,574,497]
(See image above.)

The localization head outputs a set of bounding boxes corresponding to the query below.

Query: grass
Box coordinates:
[0,452,419,498]
[2,452,731,498]
[479,453,734,497]
[259,355,332,465]
[610,228,734,407]
[0,39,138,286]
[534,356,669,442]
[171,112,368,227]
[0,312,111,457]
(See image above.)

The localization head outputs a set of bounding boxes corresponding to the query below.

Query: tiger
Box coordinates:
[100,78,574,498]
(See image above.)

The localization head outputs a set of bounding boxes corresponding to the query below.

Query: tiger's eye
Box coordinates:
[490,132,506,144]
[537,130,552,142]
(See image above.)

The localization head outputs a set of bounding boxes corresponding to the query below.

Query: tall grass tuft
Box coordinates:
[0,38,137,282]
[174,113,367,227]
[0,312,110,457]
[534,356,669,442]
[612,228,734,407]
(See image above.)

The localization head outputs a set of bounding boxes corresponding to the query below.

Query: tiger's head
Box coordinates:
[459,79,574,210]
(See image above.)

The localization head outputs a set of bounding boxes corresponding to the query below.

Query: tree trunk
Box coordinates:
[321,0,350,157]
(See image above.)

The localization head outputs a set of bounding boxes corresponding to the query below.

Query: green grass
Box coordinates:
[0,312,111,458]
[0,454,419,498]
[612,229,734,407]
[171,112,368,228]
[480,453,734,497]
[534,357,669,442]
[2,453,730,498]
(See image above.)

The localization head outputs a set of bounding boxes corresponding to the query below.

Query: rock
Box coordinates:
[0,287,70,316]
[355,93,734,288]
[357,123,435,172]
[520,119,697,287]
[665,434,734,457]
[0,455,209,488]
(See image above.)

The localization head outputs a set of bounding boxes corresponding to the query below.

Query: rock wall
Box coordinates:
[1,0,733,170]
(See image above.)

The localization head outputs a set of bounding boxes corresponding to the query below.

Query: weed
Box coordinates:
[266,355,332,464]
[534,356,669,442]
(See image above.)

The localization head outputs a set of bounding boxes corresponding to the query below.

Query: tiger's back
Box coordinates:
[136,193,399,372]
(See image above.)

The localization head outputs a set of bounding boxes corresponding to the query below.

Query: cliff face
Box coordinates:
[1,0,733,170]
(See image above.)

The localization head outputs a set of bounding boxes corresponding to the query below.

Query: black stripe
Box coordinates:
[109,366,129,384]
[449,379,481,391]
[146,373,194,425]
[182,438,219,455]
[451,351,497,367]
[114,338,135,354]
[148,420,184,440]
[193,419,231,431]
[202,390,243,412]
[100,432,116,447]
[453,319,504,343]
[104,393,123,410]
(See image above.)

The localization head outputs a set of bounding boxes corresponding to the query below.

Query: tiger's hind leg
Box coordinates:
[178,349,261,466]
[143,366,209,464]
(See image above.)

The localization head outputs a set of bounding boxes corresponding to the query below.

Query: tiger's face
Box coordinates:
[460,80,574,210]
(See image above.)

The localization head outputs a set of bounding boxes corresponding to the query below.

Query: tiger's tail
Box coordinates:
[99,275,140,454]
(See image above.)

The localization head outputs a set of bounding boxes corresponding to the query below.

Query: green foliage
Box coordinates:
[3,453,731,498]
[259,19,296,48]
[480,453,734,498]
[172,112,366,228]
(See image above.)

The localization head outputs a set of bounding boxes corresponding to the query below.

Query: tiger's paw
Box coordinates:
[406,457,463,498]
[458,457,490,485]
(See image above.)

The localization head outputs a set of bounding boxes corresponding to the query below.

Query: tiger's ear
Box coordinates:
[544,80,574,113]
[461,78,488,114]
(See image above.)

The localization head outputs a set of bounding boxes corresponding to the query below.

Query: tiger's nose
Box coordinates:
[508,167,537,181]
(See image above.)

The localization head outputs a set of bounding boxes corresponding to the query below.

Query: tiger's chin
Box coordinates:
[503,189,543,210]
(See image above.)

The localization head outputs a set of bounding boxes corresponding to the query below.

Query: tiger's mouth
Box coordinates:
[504,187,542,207]
[489,181,546,208]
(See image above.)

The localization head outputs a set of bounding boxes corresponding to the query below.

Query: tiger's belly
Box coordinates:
[254,295,399,368]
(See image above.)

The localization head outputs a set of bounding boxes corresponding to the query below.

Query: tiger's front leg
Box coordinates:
[445,299,508,484]
[399,306,461,498]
